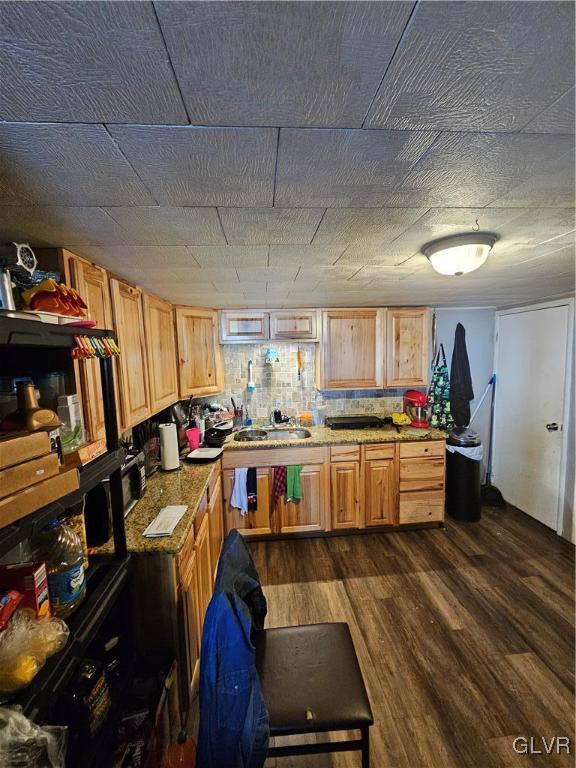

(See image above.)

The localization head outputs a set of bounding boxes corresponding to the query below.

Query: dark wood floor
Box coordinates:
[250,507,575,767]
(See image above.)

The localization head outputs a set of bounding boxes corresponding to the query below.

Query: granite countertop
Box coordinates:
[97,462,215,556]
[223,424,447,450]
[99,425,446,556]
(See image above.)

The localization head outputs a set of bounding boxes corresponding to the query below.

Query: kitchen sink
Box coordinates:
[234,429,268,442]
[266,428,311,440]
[234,427,312,442]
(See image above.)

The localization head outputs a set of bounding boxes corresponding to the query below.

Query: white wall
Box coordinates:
[435,308,496,480]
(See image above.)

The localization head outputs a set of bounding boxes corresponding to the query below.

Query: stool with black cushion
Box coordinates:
[254,622,373,766]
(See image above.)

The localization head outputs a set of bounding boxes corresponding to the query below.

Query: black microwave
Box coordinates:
[85,450,146,547]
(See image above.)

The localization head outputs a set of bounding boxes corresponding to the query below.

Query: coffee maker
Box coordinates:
[403,390,429,428]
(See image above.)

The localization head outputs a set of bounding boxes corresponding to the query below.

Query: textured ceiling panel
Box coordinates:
[522,87,575,134]
[0,206,133,246]
[487,157,575,209]
[187,246,269,267]
[312,207,427,246]
[385,132,574,208]
[0,1,187,123]
[268,245,345,266]
[107,126,277,206]
[155,1,414,127]
[0,123,155,206]
[365,1,575,132]
[68,245,199,272]
[275,128,438,207]
[219,208,325,245]
[236,267,299,284]
[103,207,225,245]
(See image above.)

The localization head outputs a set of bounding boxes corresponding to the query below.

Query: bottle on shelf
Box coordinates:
[31,518,86,619]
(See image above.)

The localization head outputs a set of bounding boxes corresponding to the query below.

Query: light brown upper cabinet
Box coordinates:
[317,309,384,389]
[175,307,224,397]
[110,279,151,431]
[220,311,269,343]
[386,308,431,387]
[69,258,114,443]
[143,293,179,413]
[269,310,318,341]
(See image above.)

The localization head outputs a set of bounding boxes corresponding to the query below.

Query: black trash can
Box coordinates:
[446,427,482,522]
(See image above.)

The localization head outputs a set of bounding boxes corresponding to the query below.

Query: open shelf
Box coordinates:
[4,555,131,721]
[0,448,125,558]
[0,315,115,348]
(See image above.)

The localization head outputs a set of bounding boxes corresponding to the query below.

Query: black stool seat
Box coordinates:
[254,622,373,736]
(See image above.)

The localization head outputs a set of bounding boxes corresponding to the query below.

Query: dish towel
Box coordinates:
[286,465,303,502]
[273,466,287,503]
[230,468,248,516]
[247,468,257,512]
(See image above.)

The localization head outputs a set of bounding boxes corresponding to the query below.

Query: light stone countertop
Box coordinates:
[101,425,446,556]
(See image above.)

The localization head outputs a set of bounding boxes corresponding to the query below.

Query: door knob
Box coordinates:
[546,423,559,431]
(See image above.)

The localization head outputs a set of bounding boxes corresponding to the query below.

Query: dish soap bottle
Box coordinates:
[32,518,86,618]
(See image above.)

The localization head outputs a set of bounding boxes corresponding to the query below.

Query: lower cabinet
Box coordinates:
[398,441,446,524]
[364,458,396,526]
[208,472,224,574]
[194,513,213,641]
[222,447,329,535]
[331,462,361,529]
[222,468,274,536]
[179,549,200,705]
[277,464,327,534]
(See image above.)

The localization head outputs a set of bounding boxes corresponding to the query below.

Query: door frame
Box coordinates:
[493,298,574,535]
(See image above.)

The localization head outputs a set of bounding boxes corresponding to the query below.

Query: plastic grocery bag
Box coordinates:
[0,610,69,693]
[0,707,67,767]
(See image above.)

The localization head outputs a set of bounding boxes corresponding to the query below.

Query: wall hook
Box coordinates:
[472,218,480,232]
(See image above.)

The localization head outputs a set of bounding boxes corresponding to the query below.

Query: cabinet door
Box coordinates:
[175,307,224,396]
[319,310,384,389]
[270,310,318,341]
[386,308,431,387]
[70,259,114,443]
[331,462,361,529]
[208,473,224,576]
[143,293,179,412]
[110,279,151,430]
[179,550,200,703]
[223,468,273,536]
[194,514,212,639]
[277,464,327,533]
[220,311,269,342]
[364,459,396,527]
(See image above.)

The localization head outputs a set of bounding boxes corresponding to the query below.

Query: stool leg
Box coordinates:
[361,726,370,768]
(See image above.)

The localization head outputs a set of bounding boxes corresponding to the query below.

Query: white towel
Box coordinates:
[230,467,248,516]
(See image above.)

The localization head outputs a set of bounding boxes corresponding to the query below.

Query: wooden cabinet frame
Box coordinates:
[317,308,385,389]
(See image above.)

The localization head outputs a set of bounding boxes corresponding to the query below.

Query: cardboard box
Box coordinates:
[0,452,60,500]
[0,561,50,618]
[0,431,51,471]
[0,468,79,528]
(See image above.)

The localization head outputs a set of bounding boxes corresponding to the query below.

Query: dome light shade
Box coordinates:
[421,233,497,276]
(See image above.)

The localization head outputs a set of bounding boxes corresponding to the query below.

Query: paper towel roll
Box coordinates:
[159,423,180,471]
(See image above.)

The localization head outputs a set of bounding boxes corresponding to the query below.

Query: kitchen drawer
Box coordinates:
[362,443,395,462]
[399,441,445,459]
[193,490,209,535]
[399,457,445,492]
[330,445,360,463]
[399,491,444,524]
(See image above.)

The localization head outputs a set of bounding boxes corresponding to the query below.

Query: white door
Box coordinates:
[493,304,570,529]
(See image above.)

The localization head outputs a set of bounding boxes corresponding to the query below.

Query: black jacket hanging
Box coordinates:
[450,323,474,426]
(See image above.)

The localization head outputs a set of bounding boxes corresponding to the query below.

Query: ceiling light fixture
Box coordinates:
[421,233,497,276]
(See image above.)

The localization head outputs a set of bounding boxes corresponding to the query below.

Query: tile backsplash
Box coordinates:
[199,343,413,419]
